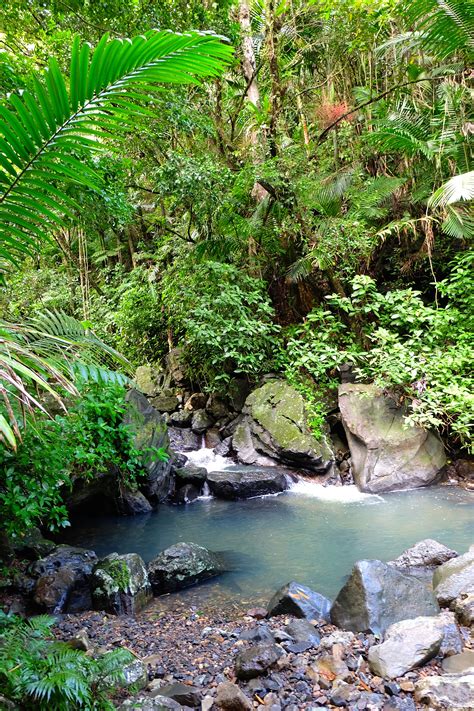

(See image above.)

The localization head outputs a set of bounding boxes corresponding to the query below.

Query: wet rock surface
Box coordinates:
[338,383,446,493]
[389,538,458,573]
[147,542,225,594]
[433,546,474,606]
[330,559,439,634]
[267,581,331,622]
[91,552,152,615]
[206,468,290,499]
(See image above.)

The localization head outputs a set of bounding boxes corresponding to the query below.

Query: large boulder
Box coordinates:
[91,552,151,615]
[30,545,98,613]
[167,426,201,452]
[232,380,333,474]
[452,590,474,626]
[338,384,446,493]
[267,581,331,622]
[174,464,207,487]
[414,674,474,710]
[147,542,224,594]
[207,467,290,499]
[433,546,474,606]
[124,389,172,503]
[330,559,439,634]
[390,539,458,574]
[368,616,444,679]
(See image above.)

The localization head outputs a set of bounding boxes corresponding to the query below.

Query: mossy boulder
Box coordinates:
[92,552,152,615]
[339,383,446,493]
[232,380,333,473]
[147,542,225,594]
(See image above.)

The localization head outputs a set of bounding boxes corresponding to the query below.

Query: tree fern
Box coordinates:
[401,0,474,59]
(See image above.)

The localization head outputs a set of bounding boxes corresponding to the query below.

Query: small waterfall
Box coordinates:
[185,447,234,472]
[289,479,384,503]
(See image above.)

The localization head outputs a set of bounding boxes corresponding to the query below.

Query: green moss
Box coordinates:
[102,559,131,593]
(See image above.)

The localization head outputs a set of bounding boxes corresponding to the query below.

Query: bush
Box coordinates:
[284,255,474,451]
[161,260,282,388]
[0,381,168,537]
[0,612,133,709]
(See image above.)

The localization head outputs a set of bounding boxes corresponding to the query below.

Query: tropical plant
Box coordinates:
[0,29,232,446]
[0,612,134,709]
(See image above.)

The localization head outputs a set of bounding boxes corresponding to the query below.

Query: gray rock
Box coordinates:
[150,394,179,413]
[235,642,282,680]
[433,547,474,606]
[240,625,275,643]
[214,436,232,457]
[383,699,416,711]
[206,394,229,420]
[338,384,446,493]
[452,590,474,626]
[329,680,354,707]
[31,545,98,613]
[169,410,193,427]
[368,615,444,679]
[330,559,439,634]
[173,484,200,505]
[92,552,151,615]
[8,527,56,560]
[437,609,463,656]
[116,489,153,515]
[122,659,148,689]
[207,468,290,499]
[168,427,202,452]
[214,681,252,710]
[284,619,321,647]
[390,539,458,572]
[135,365,162,397]
[184,393,207,411]
[121,696,182,710]
[159,682,201,707]
[442,651,474,674]
[232,380,333,473]
[192,409,214,434]
[147,542,224,594]
[267,581,331,622]
[414,674,474,709]
[174,465,208,487]
[124,389,172,503]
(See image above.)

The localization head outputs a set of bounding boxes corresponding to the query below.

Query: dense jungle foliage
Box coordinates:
[0,0,472,535]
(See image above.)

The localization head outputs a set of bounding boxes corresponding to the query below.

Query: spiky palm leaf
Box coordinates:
[0,311,131,450]
[0,30,232,272]
[401,0,474,59]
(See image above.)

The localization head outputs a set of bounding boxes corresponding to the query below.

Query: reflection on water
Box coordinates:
[65,485,474,606]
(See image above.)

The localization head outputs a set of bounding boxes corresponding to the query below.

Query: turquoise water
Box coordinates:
[65,482,474,607]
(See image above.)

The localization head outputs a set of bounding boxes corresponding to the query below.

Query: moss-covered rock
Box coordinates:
[232,380,333,473]
[92,552,151,615]
[147,542,225,594]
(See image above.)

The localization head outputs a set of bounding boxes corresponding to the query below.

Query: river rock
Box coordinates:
[135,365,162,397]
[174,464,207,487]
[184,393,207,411]
[8,527,56,560]
[414,674,474,709]
[433,547,474,606]
[147,542,224,594]
[191,409,214,434]
[169,410,193,427]
[31,545,98,613]
[207,468,290,499]
[124,389,173,503]
[338,384,446,493]
[232,380,333,473]
[330,559,439,634]
[442,651,474,674]
[284,618,321,646]
[123,659,148,689]
[150,393,179,413]
[159,682,201,707]
[174,484,200,504]
[206,394,230,420]
[452,590,474,626]
[240,625,275,643]
[120,696,182,710]
[267,581,331,622]
[116,489,154,515]
[368,616,444,679]
[168,427,202,452]
[214,681,252,710]
[91,552,151,615]
[235,642,282,680]
[390,539,458,573]
[437,609,463,656]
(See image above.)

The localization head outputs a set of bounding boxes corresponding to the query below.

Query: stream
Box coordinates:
[65,449,474,610]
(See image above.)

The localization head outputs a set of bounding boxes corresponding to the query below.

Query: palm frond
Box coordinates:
[0,30,233,272]
[401,0,474,59]
[429,171,474,207]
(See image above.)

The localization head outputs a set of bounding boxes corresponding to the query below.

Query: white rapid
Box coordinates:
[288,478,384,503]
[185,447,235,471]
